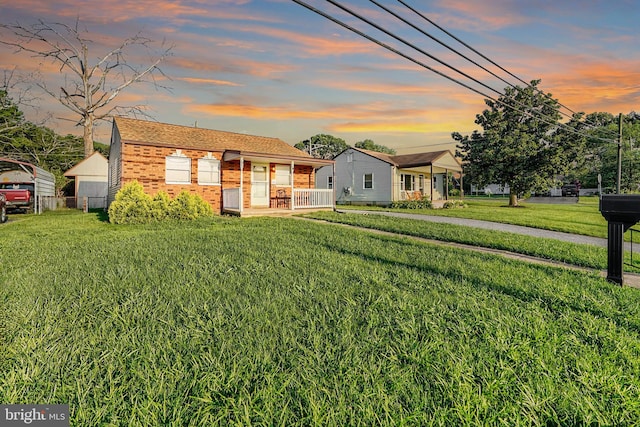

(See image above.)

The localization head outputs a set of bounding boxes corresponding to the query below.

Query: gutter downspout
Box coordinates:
[240,157,244,214]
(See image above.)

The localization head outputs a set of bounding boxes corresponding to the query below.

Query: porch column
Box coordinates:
[460,172,464,199]
[240,157,244,213]
[445,169,449,200]
[430,164,434,202]
[290,160,295,210]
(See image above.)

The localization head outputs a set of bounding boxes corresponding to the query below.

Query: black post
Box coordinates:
[607,222,625,285]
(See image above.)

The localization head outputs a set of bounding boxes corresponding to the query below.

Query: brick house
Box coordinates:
[107,117,334,216]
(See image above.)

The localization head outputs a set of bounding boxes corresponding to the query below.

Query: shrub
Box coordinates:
[169,191,213,220]
[390,197,433,209]
[151,191,172,221]
[442,200,468,209]
[109,182,213,224]
[108,181,153,224]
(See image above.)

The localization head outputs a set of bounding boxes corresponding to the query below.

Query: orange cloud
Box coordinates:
[177,77,242,87]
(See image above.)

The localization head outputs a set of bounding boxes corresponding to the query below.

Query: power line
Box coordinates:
[293,0,615,144]
[396,0,621,139]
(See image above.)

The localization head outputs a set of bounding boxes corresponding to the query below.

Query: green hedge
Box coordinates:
[108,181,214,224]
[390,197,433,209]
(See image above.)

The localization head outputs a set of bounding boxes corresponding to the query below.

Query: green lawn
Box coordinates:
[340,196,609,238]
[2,211,640,425]
[303,211,640,273]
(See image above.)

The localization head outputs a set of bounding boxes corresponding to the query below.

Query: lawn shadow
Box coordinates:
[89,209,109,222]
[318,233,640,335]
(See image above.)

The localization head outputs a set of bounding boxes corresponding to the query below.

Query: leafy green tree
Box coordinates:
[354,139,396,155]
[295,134,348,159]
[454,80,577,206]
[0,89,25,142]
[578,112,640,192]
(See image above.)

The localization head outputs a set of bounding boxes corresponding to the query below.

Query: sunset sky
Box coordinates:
[1,0,638,153]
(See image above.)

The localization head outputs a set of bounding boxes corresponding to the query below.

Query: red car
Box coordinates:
[0,193,7,223]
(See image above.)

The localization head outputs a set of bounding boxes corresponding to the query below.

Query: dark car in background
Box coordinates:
[561,184,579,197]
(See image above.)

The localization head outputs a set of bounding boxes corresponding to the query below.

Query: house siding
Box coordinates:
[107,125,122,206]
[110,142,318,213]
[326,148,392,205]
[119,143,224,212]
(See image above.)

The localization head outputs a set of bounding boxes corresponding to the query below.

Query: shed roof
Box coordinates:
[0,157,55,180]
[64,151,108,178]
[114,116,320,161]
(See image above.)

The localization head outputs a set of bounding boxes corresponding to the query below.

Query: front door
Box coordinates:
[251,163,269,206]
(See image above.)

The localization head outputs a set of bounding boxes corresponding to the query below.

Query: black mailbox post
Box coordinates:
[599,195,640,285]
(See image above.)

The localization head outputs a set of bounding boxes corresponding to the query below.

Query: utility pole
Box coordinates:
[617,113,623,194]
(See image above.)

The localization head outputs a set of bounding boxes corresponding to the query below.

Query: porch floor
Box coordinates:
[223,207,334,217]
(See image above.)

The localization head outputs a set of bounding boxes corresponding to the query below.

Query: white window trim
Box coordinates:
[327,176,333,189]
[198,155,221,186]
[363,173,374,190]
[166,152,191,184]
[275,164,291,186]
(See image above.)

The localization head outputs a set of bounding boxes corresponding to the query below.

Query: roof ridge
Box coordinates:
[114,116,284,142]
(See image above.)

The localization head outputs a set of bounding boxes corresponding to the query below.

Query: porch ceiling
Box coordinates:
[223,150,333,168]
[401,162,462,174]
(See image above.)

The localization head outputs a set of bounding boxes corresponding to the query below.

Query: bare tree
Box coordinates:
[0,18,172,157]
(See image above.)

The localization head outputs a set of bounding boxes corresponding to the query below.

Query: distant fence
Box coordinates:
[36,196,107,214]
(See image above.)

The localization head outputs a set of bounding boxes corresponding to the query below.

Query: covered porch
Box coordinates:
[221,150,334,217]
[393,151,463,202]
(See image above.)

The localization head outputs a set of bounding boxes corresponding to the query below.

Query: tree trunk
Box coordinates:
[509,189,518,207]
[83,113,94,158]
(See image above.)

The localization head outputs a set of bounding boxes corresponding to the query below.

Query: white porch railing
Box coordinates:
[223,188,241,210]
[293,189,333,209]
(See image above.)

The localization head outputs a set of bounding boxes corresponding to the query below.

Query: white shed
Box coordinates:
[64,151,108,209]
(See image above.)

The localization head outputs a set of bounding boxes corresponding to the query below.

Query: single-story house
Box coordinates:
[64,151,108,209]
[107,117,335,216]
[315,147,463,205]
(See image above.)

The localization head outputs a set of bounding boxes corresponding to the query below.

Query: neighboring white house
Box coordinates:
[316,147,463,205]
[64,151,108,209]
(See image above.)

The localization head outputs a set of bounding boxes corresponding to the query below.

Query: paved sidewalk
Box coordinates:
[333,209,639,288]
[340,209,628,248]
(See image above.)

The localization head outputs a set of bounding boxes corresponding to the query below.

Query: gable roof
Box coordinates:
[351,147,462,170]
[113,117,320,161]
[64,151,108,177]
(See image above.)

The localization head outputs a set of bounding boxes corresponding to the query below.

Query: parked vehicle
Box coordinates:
[561,184,579,197]
[0,184,33,212]
[0,193,7,223]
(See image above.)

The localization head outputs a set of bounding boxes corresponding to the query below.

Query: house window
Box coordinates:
[275,164,291,185]
[166,152,191,184]
[327,176,333,189]
[346,153,353,163]
[363,173,373,189]
[198,155,220,185]
[401,174,415,191]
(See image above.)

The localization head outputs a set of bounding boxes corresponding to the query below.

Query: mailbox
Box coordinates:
[599,195,640,285]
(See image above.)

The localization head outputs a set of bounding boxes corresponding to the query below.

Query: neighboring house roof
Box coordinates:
[64,151,108,178]
[349,147,462,171]
[114,117,332,166]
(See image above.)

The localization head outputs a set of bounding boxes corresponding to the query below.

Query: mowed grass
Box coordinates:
[2,211,640,425]
[341,197,609,238]
[304,211,640,272]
